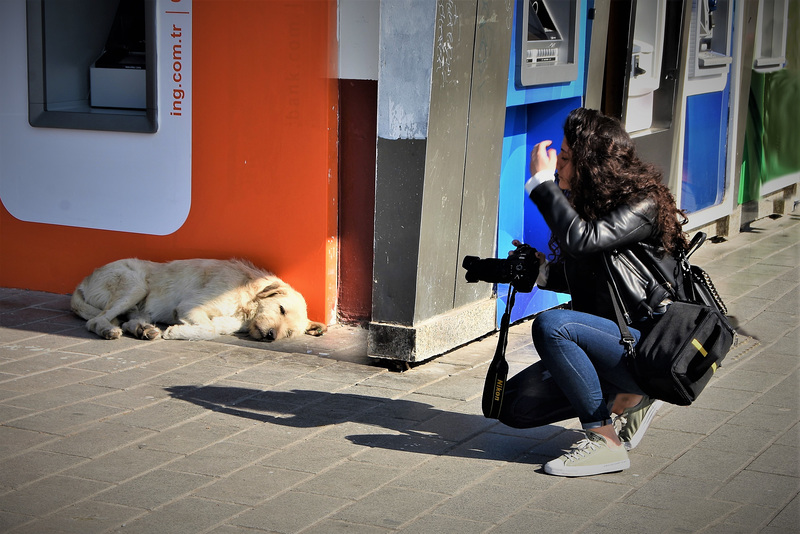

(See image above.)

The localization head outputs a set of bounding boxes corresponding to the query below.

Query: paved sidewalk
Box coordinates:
[0,213,798,534]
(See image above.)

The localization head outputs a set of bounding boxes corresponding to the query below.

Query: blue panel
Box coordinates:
[496,0,592,326]
[681,86,731,212]
[497,97,580,326]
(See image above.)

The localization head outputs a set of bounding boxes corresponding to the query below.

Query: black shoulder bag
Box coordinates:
[604,233,736,406]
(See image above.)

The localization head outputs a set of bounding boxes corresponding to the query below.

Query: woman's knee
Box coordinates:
[531,309,573,347]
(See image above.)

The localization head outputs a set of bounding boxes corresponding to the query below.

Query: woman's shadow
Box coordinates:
[165,385,576,463]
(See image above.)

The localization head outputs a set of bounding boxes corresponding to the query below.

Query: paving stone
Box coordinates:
[492,508,587,534]
[391,455,499,495]
[0,450,85,491]
[446,432,542,463]
[527,477,631,517]
[713,469,800,508]
[651,405,729,436]
[15,500,142,534]
[775,422,799,447]
[0,510,37,533]
[767,328,799,356]
[0,367,105,394]
[233,491,351,533]
[710,503,782,532]
[2,382,114,412]
[305,519,396,534]
[747,443,800,478]
[0,425,58,460]
[0,403,33,424]
[766,493,799,531]
[737,349,800,375]
[206,525,278,534]
[6,401,125,435]
[755,372,800,410]
[0,475,110,516]
[193,464,310,505]
[104,497,246,534]
[414,373,486,401]
[295,459,402,500]
[61,445,181,483]
[166,441,273,477]
[625,472,722,510]
[396,513,492,534]
[711,368,786,394]
[349,432,455,468]
[690,383,759,413]
[332,486,446,529]
[411,409,495,444]
[134,418,244,455]
[260,436,359,473]
[587,501,723,534]
[433,482,540,524]
[227,419,322,449]
[697,422,782,456]
[39,422,155,458]
[726,397,799,432]
[93,469,213,510]
[663,446,752,481]
[113,399,210,431]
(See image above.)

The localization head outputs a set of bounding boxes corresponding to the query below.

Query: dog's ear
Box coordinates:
[257,282,285,299]
[305,321,327,336]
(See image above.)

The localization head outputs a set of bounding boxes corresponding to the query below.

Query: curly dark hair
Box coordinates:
[549,108,689,258]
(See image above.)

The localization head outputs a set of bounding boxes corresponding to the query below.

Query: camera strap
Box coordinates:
[482,285,516,419]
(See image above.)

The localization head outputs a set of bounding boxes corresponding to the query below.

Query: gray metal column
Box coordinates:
[369,0,513,363]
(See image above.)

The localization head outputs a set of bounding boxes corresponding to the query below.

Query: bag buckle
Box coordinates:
[622,335,635,357]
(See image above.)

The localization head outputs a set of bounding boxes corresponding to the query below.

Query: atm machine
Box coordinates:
[752,0,789,74]
[678,0,735,218]
[739,0,795,205]
[517,0,581,87]
[624,0,669,133]
[498,0,585,323]
[586,0,688,184]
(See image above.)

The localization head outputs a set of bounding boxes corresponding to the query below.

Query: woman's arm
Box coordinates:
[529,181,656,257]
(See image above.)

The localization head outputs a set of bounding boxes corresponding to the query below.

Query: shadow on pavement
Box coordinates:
[166,385,570,464]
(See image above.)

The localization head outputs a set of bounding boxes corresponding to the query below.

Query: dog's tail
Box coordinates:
[70,286,103,320]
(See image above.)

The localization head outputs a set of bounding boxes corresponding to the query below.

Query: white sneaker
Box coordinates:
[616,396,664,451]
[544,431,630,477]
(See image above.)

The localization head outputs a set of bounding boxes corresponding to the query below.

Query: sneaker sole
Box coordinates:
[624,400,664,451]
[544,457,630,477]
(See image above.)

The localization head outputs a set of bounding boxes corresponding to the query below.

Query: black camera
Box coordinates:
[462,243,540,293]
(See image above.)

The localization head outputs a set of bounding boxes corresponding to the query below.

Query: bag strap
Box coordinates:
[602,253,636,357]
[686,231,707,260]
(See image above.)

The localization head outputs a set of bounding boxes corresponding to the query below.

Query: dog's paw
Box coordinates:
[305,322,327,337]
[161,325,185,340]
[138,324,162,340]
[87,318,122,340]
[103,327,123,340]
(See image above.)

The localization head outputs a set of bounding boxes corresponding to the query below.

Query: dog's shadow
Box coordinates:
[166,385,572,463]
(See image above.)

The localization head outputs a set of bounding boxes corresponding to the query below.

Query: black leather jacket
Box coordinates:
[530,181,679,324]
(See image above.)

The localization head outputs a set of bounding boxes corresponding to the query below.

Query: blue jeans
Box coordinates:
[531,309,646,430]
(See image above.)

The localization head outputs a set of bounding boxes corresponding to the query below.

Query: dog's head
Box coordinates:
[247,280,327,341]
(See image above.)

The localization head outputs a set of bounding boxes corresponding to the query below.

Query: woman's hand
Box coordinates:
[530,140,557,176]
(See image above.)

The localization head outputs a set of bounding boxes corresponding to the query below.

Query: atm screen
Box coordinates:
[527,0,561,41]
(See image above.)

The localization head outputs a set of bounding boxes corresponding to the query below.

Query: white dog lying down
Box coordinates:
[71,258,327,341]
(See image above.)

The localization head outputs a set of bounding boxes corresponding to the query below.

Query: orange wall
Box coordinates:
[0,0,338,324]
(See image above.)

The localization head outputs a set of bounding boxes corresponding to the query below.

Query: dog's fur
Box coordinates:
[71,258,326,341]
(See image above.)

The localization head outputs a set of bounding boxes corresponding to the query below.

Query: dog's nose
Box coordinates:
[265,328,276,341]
